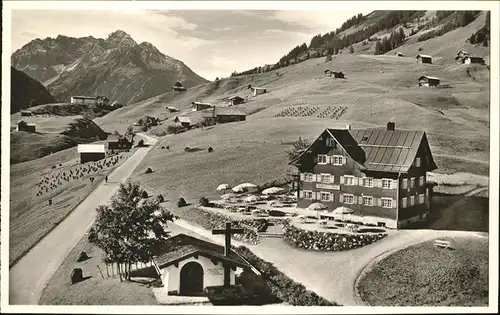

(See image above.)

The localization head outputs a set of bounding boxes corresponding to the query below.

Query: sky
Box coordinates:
[11,9,372,80]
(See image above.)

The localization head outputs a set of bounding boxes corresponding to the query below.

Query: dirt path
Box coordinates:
[9,134,157,305]
[434,153,489,165]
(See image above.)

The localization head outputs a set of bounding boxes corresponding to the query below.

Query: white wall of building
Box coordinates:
[160,255,236,295]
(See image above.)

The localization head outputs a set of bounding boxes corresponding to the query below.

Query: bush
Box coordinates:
[177,197,187,207]
[77,251,89,262]
[282,221,386,251]
[208,146,214,152]
[156,194,164,203]
[199,197,210,207]
[136,139,145,147]
[235,246,337,305]
[268,210,286,217]
[87,227,97,243]
[145,167,153,174]
[141,190,149,198]
[70,268,84,284]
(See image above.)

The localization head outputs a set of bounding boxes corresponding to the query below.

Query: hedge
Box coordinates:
[283,221,387,251]
[235,246,338,306]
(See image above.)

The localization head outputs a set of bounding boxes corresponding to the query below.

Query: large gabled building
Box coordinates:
[289,122,438,229]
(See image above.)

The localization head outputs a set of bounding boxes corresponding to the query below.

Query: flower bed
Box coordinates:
[235,246,338,306]
[283,222,386,251]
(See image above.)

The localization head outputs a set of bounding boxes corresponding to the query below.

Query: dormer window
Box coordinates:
[318,155,328,164]
[326,137,336,147]
[415,157,421,167]
[361,136,369,142]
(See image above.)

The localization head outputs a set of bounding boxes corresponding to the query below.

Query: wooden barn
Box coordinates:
[71,96,98,105]
[16,120,36,132]
[166,106,179,112]
[325,69,345,78]
[96,96,110,106]
[107,134,133,153]
[202,107,246,124]
[20,110,33,117]
[173,82,187,92]
[174,116,191,128]
[418,75,440,87]
[78,144,106,164]
[226,96,245,106]
[463,56,485,65]
[395,52,404,57]
[191,102,213,111]
[289,122,438,229]
[416,54,432,64]
[250,86,267,96]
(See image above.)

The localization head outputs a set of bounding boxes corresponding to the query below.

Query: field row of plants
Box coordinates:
[235,246,338,306]
[283,222,386,251]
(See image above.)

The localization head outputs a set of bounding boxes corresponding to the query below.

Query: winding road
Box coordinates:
[9,133,157,305]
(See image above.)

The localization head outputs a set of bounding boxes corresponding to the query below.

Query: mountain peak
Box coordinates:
[107,30,130,39]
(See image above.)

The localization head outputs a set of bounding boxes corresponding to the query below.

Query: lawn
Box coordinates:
[9,147,131,266]
[357,236,489,306]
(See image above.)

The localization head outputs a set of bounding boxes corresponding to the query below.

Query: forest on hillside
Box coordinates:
[231,10,487,77]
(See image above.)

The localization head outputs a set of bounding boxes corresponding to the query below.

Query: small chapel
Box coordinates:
[151,223,252,296]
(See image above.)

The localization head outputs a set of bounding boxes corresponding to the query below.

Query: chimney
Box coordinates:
[345,124,351,130]
[387,122,395,131]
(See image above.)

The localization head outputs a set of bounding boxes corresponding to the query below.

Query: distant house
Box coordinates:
[107,134,133,153]
[20,110,32,117]
[463,56,485,65]
[78,144,106,164]
[249,86,267,96]
[173,82,187,92]
[456,50,469,58]
[166,106,179,112]
[418,75,440,87]
[16,120,36,132]
[226,96,245,106]
[395,52,404,57]
[191,102,213,111]
[96,96,110,106]
[71,96,98,105]
[174,116,191,128]
[416,54,432,64]
[325,69,345,78]
[201,107,246,124]
[324,69,333,77]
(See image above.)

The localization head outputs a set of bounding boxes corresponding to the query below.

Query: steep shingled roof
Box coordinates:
[151,234,251,269]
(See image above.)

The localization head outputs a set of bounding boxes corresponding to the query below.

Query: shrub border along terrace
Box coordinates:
[174,205,267,244]
[282,221,387,251]
[235,246,339,306]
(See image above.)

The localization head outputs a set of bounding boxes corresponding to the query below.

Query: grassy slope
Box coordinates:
[9,146,130,265]
[357,236,488,306]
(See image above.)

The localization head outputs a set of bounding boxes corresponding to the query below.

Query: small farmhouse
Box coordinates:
[416,54,432,64]
[166,106,179,113]
[325,69,345,78]
[226,96,245,106]
[77,144,106,164]
[201,107,246,124]
[174,116,191,128]
[418,75,440,87]
[289,122,438,229]
[463,56,485,65]
[152,233,251,296]
[173,82,187,92]
[16,120,36,132]
[107,134,133,153]
[71,96,98,105]
[192,102,213,111]
[250,86,267,96]
[395,52,404,57]
[20,110,33,117]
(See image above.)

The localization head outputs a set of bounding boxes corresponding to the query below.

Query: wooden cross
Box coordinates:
[212,222,244,286]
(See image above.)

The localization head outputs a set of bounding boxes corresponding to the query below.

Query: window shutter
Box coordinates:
[342,157,347,165]
[315,192,320,200]
[358,196,363,204]
[354,177,359,186]
[330,175,334,183]
[299,190,304,198]
[339,193,343,202]
[327,156,332,164]
[340,176,344,184]
[352,195,357,204]
[376,198,381,207]
[402,178,407,189]
[316,174,322,182]
[330,193,335,202]
[392,180,398,189]
[300,173,305,181]
[392,198,397,208]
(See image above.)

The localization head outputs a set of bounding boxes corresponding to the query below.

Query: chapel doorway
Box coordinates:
[179,261,204,296]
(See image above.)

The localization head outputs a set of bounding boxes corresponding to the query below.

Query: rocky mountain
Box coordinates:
[11,30,208,105]
[11,67,57,114]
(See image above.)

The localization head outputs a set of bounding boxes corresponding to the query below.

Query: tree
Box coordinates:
[374,41,382,55]
[126,125,134,136]
[174,81,183,87]
[349,46,354,54]
[325,54,332,62]
[89,181,174,281]
[286,137,311,162]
